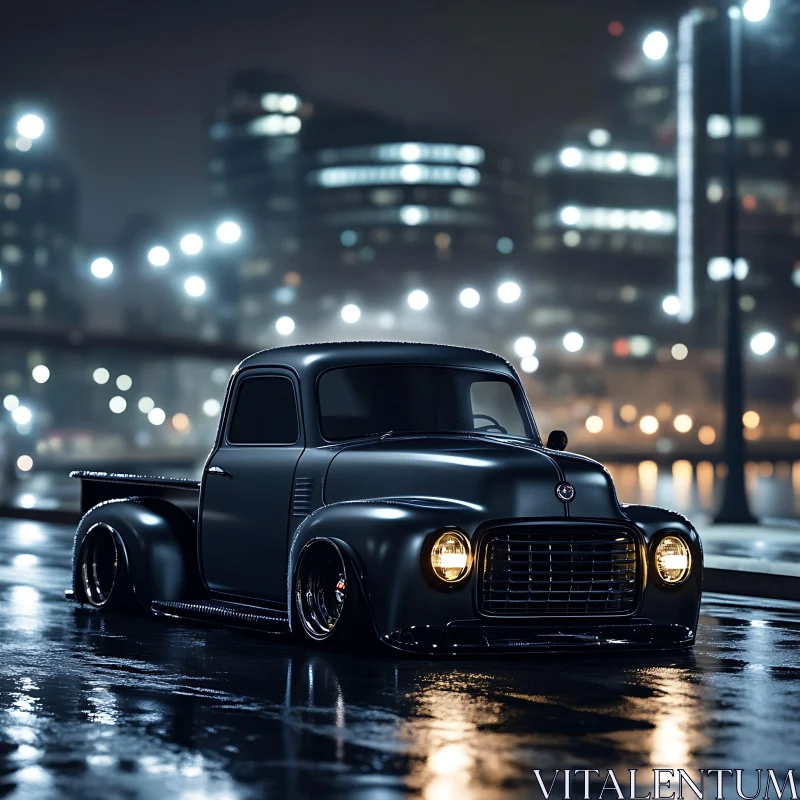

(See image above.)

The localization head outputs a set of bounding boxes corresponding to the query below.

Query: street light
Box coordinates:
[216,221,242,244]
[15,114,45,140]
[180,233,203,256]
[642,30,669,61]
[184,275,206,297]
[497,281,521,304]
[341,304,361,324]
[742,0,770,22]
[407,290,429,310]
[90,257,114,279]
[750,331,775,356]
[458,288,480,308]
[147,246,170,267]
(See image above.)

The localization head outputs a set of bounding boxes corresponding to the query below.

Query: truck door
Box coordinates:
[199,369,304,603]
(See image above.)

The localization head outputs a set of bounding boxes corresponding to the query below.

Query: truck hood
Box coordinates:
[324,435,624,520]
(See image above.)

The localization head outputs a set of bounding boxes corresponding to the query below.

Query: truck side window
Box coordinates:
[227,377,299,445]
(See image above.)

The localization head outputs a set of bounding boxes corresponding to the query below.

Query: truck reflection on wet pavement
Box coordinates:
[1,517,799,798]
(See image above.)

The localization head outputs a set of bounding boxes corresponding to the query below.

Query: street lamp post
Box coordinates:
[714,4,756,524]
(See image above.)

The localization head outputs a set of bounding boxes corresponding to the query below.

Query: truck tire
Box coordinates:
[292,539,370,649]
[75,523,135,612]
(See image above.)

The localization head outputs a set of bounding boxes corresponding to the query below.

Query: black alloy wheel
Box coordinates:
[294,540,355,642]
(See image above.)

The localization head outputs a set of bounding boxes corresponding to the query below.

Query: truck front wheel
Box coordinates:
[293,539,369,649]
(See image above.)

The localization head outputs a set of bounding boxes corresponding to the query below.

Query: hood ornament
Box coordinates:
[556,482,576,502]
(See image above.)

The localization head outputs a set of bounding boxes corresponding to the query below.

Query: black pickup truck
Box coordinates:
[68,341,702,654]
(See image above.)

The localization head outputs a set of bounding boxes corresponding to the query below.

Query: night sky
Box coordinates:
[4,0,683,245]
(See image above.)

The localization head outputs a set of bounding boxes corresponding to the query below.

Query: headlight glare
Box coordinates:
[430,530,471,583]
[654,534,691,584]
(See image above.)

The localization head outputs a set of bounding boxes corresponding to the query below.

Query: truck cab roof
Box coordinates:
[236,341,517,382]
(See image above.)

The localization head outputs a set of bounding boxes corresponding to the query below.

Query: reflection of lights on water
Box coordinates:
[10,585,39,608]
[672,460,693,510]
[12,554,38,569]
[8,585,42,634]
[14,522,46,546]
[87,686,119,726]
[696,461,715,510]
[19,494,36,509]
[638,460,658,504]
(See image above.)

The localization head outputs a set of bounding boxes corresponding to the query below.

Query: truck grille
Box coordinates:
[479,526,638,617]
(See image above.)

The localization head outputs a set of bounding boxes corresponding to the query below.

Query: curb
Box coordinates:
[0,506,79,524]
[704,555,800,602]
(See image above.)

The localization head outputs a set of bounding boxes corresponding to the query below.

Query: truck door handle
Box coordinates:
[207,466,232,478]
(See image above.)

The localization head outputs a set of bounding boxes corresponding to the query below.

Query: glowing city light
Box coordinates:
[216,221,242,244]
[341,304,361,323]
[16,114,44,140]
[750,331,776,356]
[563,332,584,353]
[400,205,427,225]
[620,404,637,423]
[588,129,611,147]
[184,276,207,297]
[497,281,521,304]
[275,316,295,336]
[116,374,132,391]
[743,410,760,429]
[109,396,127,414]
[698,425,716,445]
[148,408,166,426]
[671,343,689,361]
[202,398,221,417]
[560,206,581,225]
[12,405,33,425]
[147,246,170,267]
[586,416,604,434]
[673,414,694,433]
[92,367,110,385]
[407,290,429,310]
[520,356,539,373]
[639,415,659,435]
[642,31,669,61]
[179,233,204,256]
[458,288,480,308]
[662,295,681,315]
[743,0,770,22]
[16,455,34,472]
[172,413,190,431]
[138,397,155,414]
[513,336,536,358]
[559,147,583,168]
[90,257,114,279]
[31,365,50,384]
[3,394,19,411]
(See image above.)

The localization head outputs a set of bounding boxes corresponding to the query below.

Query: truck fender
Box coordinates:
[72,497,201,609]
[287,499,487,638]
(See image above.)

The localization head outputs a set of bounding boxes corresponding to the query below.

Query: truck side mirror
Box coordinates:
[546,430,568,451]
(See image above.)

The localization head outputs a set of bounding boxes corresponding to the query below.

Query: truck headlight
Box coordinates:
[430,530,472,583]
[654,534,691,584]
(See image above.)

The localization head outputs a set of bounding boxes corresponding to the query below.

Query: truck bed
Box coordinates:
[70,470,201,517]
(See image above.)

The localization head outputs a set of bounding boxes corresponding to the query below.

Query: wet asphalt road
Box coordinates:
[2,519,800,799]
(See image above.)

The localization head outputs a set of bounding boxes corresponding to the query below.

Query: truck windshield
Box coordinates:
[318,365,534,442]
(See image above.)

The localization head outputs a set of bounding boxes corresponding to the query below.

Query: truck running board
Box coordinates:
[151,599,291,635]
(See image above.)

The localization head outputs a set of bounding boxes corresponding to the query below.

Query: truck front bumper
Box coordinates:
[382,619,695,654]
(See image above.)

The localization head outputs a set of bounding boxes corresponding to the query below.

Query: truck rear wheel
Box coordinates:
[77,523,134,611]
[293,540,369,648]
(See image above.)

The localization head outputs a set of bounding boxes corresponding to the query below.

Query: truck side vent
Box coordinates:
[292,477,314,516]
